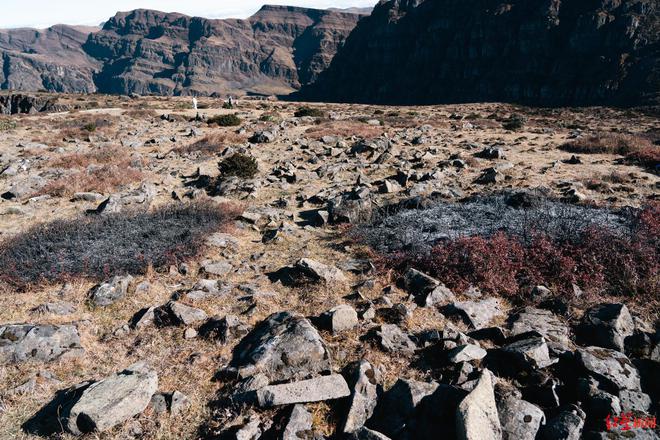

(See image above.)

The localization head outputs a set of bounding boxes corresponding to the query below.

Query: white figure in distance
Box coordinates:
[192,97,198,111]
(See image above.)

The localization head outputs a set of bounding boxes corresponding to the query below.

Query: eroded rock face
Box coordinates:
[0,324,83,364]
[0,94,64,115]
[300,0,660,107]
[231,311,332,382]
[83,6,365,96]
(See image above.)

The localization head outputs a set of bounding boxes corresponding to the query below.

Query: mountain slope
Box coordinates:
[299,0,660,106]
[0,5,366,96]
[0,25,100,93]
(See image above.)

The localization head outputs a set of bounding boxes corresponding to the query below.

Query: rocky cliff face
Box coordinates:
[0,6,366,97]
[0,25,100,93]
[300,0,660,106]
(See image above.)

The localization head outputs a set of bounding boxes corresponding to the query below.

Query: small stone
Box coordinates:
[448,344,487,363]
[88,275,133,307]
[154,301,207,327]
[323,304,359,333]
[374,324,417,355]
[184,328,198,339]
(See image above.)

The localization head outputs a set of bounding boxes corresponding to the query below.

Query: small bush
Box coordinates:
[0,202,241,289]
[294,106,326,118]
[625,146,659,170]
[0,118,17,131]
[357,194,658,303]
[561,133,658,171]
[218,153,258,179]
[82,123,97,132]
[208,114,242,127]
[560,133,650,155]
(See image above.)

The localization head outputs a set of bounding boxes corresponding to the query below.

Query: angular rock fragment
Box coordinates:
[446,298,504,329]
[448,344,487,363]
[256,374,350,407]
[348,427,392,440]
[576,346,641,391]
[368,378,438,437]
[231,311,332,382]
[577,303,634,352]
[374,324,417,355]
[322,304,359,333]
[342,360,380,433]
[539,404,585,440]
[509,307,571,352]
[88,275,133,307]
[66,362,158,435]
[296,258,348,284]
[0,324,83,365]
[282,404,313,440]
[154,301,207,326]
[497,395,545,440]
[456,369,502,440]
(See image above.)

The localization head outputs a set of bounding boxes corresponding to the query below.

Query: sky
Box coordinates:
[0,0,377,29]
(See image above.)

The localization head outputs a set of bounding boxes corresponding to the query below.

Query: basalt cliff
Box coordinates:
[299,0,660,106]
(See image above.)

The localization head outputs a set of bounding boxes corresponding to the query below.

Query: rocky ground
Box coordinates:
[0,94,658,439]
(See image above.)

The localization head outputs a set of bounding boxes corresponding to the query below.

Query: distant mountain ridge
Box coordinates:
[0,5,367,96]
[299,0,660,107]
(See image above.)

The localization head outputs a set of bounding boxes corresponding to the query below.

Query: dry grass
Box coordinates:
[303,120,386,139]
[38,164,145,198]
[176,133,247,157]
[560,132,653,155]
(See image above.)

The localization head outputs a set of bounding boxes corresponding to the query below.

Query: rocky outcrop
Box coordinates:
[300,0,660,107]
[0,25,99,93]
[0,93,64,114]
[0,6,365,96]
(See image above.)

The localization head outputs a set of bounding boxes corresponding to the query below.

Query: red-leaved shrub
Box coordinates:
[386,203,659,302]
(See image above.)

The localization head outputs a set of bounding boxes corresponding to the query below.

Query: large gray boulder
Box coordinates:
[256,374,350,407]
[576,346,641,391]
[577,303,634,352]
[342,360,380,433]
[66,362,158,435]
[0,324,83,364]
[456,369,502,440]
[231,311,332,382]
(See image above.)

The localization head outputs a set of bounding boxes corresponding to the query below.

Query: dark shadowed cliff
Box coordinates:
[298,0,660,107]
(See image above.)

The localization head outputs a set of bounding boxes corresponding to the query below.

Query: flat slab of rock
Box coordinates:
[456,369,502,440]
[256,374,350,407]
[231,311,332,382]
[67,362,158,435]
[576,346,641,391]
[446,298,504,329]
[0,324,83,364]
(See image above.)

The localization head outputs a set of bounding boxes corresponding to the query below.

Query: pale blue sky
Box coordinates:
[1,0,376,29]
